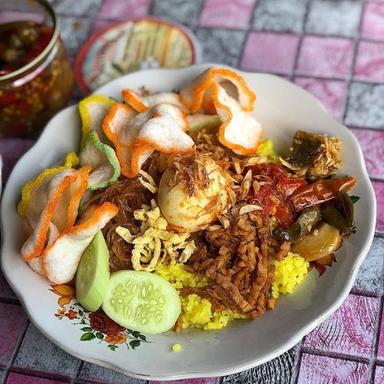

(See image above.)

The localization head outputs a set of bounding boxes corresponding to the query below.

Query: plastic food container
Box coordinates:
[75,17,200,93]
[0,0,74,138]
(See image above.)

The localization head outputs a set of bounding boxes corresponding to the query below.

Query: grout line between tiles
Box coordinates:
[147,0,155,16]
[300,348,370,364]
[290,342,303,384]
[0,297,20,305]
[71,360,84,384]
[350,289,380,298]
[195,0,208,29]
[236,0,259,69]
[2,319,29,384]
[341,0,365,125]
[7,367,71,383]
[369,284,384,382]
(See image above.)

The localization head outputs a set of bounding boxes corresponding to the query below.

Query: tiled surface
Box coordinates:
[305,0,362,37]
[195,28,246,67]
[150,380,218,384]
[0,271,16,300]
[350,128,384,180]
[353,237,384,294]
[373,181,384,233]
[98,0,151,20]
[296,36,354,78]
[361,1,384,40]
[345,83,384,129]
[1,0,384,383]
[354,41,384,82]
[199,0,255,29]
[252,0,308,34]
[222,347,298,384]
[294,77,347,119]
[5,372,68,384]
[0,304,27,367]
[375,365,384,383]
[303,294,379,358]
[13,324,81,379]
[78,363,146,384]
[241,32,299,74]
[297,354,370,383]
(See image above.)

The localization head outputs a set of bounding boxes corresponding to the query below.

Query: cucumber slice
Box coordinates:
[102,270,181,334]
[76,231,110,311]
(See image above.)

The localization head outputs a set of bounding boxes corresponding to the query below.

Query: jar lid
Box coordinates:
[75,17,201,93]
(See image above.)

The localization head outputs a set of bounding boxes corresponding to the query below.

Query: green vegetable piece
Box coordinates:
[350,195,360,204]
[102,270,181,334]
[321,191,356,235]
[336,191,354,227]
[187,114,221,133]
[80,131,121,191]
[257,139,279,163]
[274,207,321,243]
[76,231,110,312]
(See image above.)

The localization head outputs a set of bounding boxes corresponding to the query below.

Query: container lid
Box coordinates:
[75,17,200,93]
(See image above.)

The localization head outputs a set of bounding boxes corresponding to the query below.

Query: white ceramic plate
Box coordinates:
[0,64,376,381]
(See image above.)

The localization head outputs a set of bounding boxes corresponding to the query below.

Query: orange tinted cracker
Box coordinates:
[67,166,91,228]
[22,173,73,261]
[212,83,262,155]
[180,67,256,113]
[102,102,138,177]
[128,104,195,177]
[104,103,194,178]
[121,89,147,113]
[122,89,189,113]
[42,202,118,283]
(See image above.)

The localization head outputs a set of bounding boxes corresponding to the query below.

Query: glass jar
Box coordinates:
[0,0,74,138]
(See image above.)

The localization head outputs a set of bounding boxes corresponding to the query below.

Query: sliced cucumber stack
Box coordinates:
[102,270,181,334]
[76,231,110,311]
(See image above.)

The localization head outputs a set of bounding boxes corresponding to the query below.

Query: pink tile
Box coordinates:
[296,36,354,79]
[6,372,66,384]
[294,77,347,120]
[241,32,300,74]
[361,2,384,40]
[375,288,384,360]
[375,366,384,384]
[354,41,384,82]
[0,303,27,366]
[150,380,218,384]
[0,270,15,299]
[350,128,384,180]
[303,294,378,358]
[298,354,369,383]
[0,139,34,183]
[373,181,384,234]
[98,0,151,19]
[199,0,255,29]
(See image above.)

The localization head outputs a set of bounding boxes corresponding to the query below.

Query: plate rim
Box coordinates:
[0,63,377,381]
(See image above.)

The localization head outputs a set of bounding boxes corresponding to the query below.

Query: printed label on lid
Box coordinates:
[76,18,198,92]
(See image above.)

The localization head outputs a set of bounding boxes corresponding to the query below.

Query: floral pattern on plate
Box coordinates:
[50,284,149,351]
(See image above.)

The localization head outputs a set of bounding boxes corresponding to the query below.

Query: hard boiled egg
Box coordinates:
[158,155,232,232]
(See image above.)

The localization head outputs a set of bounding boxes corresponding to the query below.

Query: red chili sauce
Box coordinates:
[0,21,53,76]
[246,163,307,228]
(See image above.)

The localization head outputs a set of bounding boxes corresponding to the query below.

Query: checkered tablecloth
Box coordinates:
[1,1,384,383]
